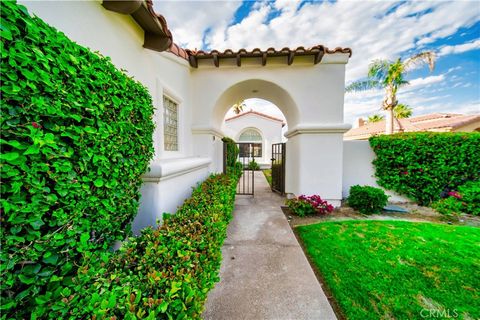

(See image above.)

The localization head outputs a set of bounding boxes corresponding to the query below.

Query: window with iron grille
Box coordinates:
[163,95,178,151]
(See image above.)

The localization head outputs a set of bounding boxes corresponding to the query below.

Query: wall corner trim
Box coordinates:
[285,123,352,138]
[191,126,225,138]
[142,157,211,182]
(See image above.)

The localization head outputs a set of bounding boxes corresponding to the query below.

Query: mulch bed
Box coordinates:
[281,203,480,228]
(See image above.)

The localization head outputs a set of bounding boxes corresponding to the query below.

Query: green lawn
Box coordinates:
[296,220,480,320]
[263,169,272,187]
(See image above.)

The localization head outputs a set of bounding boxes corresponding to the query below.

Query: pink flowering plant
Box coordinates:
[286,195,334,217]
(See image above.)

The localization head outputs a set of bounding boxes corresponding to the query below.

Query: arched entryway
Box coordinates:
[221,99,288,195]
[190,54,351,206]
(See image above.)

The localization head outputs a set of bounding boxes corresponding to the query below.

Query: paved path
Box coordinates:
[203,171,337,320]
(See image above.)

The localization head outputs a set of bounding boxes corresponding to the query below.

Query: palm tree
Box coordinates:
[232,100,246,114]
[368,114,384,123]
[393,103,413,119]
[346,52,435,134]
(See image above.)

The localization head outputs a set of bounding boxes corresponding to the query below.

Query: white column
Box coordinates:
[285,124,351,207]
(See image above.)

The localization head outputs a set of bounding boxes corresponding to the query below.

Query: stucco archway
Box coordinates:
[190,55,351,206]
[211,79,299,130]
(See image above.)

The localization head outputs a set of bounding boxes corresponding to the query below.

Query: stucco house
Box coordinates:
[223,110,285,169]
[20,0,370,233]
[345,113,480,140]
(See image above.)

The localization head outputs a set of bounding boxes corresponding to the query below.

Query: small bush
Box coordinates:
[370,132,480,205]
[286,195,334,217]
[347,185,388,214]
[222,137,239,168]
[433,181,480,216]
[248,159,260,170]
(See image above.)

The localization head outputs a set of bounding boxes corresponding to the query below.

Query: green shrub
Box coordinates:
[347,185,389,214]
[222,137,239,168]
[433,181,480,216]
[0,1,154,317]
[370,132,480,205]
[48,173,238,319]
[248,159,260,170]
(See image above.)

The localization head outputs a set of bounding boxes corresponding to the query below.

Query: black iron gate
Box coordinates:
[223,141,255,196]
[271,143,286,194]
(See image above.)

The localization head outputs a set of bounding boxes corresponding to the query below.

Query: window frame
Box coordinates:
[163,94,179,152]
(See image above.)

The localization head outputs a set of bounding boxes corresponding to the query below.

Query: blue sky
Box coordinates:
[155,0,480,124]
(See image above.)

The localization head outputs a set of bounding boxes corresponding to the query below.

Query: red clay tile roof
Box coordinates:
[168,43,189,60]
[225,110,286,125]
[183,45,352,68]
[413,114,480,130]
[344,113,480,139]
[166,44,352,67]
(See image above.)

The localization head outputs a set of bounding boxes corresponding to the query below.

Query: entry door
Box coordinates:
[271,143,286,194]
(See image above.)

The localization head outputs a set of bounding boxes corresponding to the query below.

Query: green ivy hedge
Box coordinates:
[369,132,480,205]
[1,1,155,316]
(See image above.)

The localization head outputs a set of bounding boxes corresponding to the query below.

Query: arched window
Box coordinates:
[238,129,262,157]
[239,129,262,142]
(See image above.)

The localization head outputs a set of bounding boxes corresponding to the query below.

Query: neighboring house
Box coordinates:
[344,113,480,140]
[223,110,285,169]
[20,0,353,233]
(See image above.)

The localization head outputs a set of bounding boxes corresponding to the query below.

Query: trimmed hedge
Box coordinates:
[222,137,239,168]
[222,137,242,177]
[369,132,480,205]
[42,173,238,319]
[1,1,155,316]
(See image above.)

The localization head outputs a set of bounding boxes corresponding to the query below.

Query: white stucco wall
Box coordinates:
[343,141,410,203]
[223,113,284,167]
[21,0,212,234]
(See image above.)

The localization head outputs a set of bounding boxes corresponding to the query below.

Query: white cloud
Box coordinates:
[407,74,445,88]
[155,1,479,81]
[153,1,242,49]
[439,39,480,56]
[413,101,480,115]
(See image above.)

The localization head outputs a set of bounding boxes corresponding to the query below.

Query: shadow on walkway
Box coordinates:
[203,171,336,320]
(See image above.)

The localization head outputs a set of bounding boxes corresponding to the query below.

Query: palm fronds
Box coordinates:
[367,59,392,80]
[403,51,436,72]
[346,80,382,92]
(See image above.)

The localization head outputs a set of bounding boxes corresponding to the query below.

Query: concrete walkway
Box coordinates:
[203,171,337,320]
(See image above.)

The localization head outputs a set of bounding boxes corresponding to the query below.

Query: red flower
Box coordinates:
[401,171,409,175]
[32,122,42,128]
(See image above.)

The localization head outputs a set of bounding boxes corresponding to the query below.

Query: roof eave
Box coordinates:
[102,0,172,52]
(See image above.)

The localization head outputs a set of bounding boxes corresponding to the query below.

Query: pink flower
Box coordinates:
[32,122,41,129]
[447,191,462,199]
